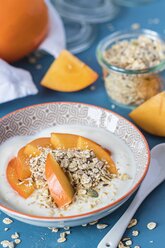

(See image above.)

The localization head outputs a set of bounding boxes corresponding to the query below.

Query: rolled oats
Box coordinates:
[96,224,108,229]
[147,222,157,230]
[127,218,138,228]
[29,147,114,209]
[132,230,139,236]
[11,233,19,239]
[2,218,13,225]
[103,35,165,105]
[57,237,66,243]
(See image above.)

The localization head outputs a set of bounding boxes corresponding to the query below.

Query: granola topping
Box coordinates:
[29,148,116,209]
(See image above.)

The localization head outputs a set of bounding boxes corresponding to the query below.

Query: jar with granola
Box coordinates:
[96,29,165,108]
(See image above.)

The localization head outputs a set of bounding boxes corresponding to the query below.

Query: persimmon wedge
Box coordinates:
[7,158,35,199]
[16,146,31,180]
[41,50,98,92]
[77,136,117,174]
[45,154,74,208]
[16,138,51,180]
[51,133,79,149]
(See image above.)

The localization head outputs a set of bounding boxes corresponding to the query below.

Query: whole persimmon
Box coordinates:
[0,0,49,62]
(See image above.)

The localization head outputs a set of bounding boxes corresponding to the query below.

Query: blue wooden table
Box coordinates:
[0,1,165,247]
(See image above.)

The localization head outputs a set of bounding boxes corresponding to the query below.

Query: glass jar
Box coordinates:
[96,29,165,108]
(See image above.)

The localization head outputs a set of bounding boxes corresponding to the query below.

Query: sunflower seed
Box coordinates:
[87,189,98,198]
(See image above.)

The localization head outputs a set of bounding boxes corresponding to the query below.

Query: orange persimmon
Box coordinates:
[51,133,79,149]
[16,147,31,180]
[17,138,51,180]
[51,133,117,174]
[41,50,98,92]
[77,136,117,174]
[45,154,74,208]
[6,158,35,199]
[0,0,48,62]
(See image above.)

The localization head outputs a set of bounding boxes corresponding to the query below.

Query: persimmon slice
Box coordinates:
[77,136,117,174]
[17,138,51,180]
[45,154,74,208]
[51,133,79,149]
[41,50,98,92]
[6,158,35,199]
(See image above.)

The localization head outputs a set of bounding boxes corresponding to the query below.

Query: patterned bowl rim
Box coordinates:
[0,102,150,221]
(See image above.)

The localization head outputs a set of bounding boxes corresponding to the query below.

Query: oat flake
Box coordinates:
[14,239,21,245]
[125,239,132,246]
[96,224,108,229]
[132,230,139,236]
[147,222,157,230]
[2,218,13,225]
[128,218,138,228]
[57,237,66,243]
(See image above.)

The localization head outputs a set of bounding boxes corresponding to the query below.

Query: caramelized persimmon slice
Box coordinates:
[45,154,74,208]
[51,133,79,149]
[6,158,35,199]
[77,136,117,174]
[41,50,98,92]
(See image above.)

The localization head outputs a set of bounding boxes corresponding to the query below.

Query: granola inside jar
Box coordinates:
[97,29,165,108]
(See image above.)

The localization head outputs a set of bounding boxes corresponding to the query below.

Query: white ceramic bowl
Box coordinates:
[0,102,150,227]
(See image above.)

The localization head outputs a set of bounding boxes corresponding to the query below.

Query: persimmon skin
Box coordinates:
[6,158,35,199]
[45,154,74,208]
[0,0,49,62]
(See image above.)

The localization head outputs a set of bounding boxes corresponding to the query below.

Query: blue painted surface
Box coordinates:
[0,1,165,247]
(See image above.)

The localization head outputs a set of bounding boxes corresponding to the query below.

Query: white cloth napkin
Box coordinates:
[40,0,66,57]
[0,59,38,104]
[0,0,66,104]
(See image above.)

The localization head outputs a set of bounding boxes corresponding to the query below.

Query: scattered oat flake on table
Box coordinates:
[4,228,9,232]
[96,224,108,229]
[125,239,132,246]
[2,218,13,225]
[82,224,87,227]
[1,240,14,248]
[63,226,70,230]
[11,233,19,239]
[147,222,157,230]
[134,246,140,248]
[131,23,140,30]
[127,218,138,228]
[14,239,21,245]
[65,231,71,235]
[118,241,128,248]
[60,232,66,239]
[89,220,98,225]
[48,227,59,232]
[132,230,139,236]
[122,237,130,241]
[57,237,66,243]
